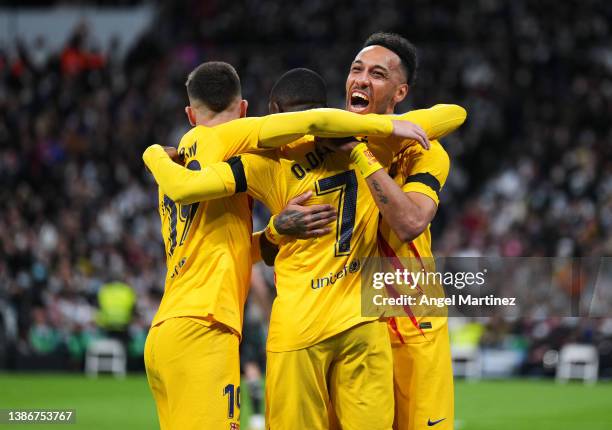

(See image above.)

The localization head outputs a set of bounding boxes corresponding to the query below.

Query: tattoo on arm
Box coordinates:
[371,179,389,204]
[274,210,307,235]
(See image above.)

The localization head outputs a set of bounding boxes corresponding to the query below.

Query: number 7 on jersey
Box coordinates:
[315,170,358,257]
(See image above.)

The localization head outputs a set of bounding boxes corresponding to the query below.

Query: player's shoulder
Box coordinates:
[396,140,449,172]
[407,139,448,159]
[278,136,315,159]
[428,140,450,171]
[177,126,199,149]
[428,140,449,159]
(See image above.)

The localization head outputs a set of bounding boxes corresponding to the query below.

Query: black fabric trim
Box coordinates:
[226,156,247,193]
[404,172,441,196]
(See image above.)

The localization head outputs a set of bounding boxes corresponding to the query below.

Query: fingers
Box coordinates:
[413,125,429,149]
[308,209,336,220]
[304,213,337,229]
[163,146,185,164]
[303,204,334,215]
[299,227,332,238]
[407,123,428,149]
[416,134,430,150]
[288,190,313,205]
[392,120,430,150]
[296,207,336,229]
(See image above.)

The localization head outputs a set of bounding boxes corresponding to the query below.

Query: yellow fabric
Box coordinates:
[391,323,454,430]
[263,214,282,245]
[266,321,394,430]
[143,144,236,204]
[151,108,406,334]
[144,317,240,430]
[207,108,392,152]
[240,141,380,352]
[151,124,256,334]
[370,104,466,167]
[374,138,453,429]
[150,108,409,334]
[351,142,383,178]
[378,140,451,344]
[393,104,466,144]
[235,107,462,352]
[145,108,398,204]
[257,108,394,148]
[395,139,450,206]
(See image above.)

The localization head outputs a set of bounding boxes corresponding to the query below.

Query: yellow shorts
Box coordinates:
[144,317,240,430]
[391,322,453,430]
[266,320,393,430]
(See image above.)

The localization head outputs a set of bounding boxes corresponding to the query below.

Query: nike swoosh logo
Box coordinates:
[428,418,446,426]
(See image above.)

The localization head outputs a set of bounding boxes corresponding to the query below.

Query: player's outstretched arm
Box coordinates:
[257,108,435,148]
[393,104,467,143]
[143,144,239,204]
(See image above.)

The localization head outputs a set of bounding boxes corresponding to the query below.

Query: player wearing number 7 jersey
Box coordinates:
[144,62,440,430]
[143,68,466,429]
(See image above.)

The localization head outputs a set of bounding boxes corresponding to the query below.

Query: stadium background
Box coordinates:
[0,0,611,429]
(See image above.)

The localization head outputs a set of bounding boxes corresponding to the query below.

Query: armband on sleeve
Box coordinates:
[264,215,282,245]
[350,142,383,178]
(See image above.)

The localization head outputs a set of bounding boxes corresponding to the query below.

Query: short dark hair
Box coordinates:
[363,32,418,86]
[185,61,241,113]
[269,68,327,112]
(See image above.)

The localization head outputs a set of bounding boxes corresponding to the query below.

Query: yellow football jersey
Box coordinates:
[238,109,464,352]
[241,140,379,351]
[377,140,451,343]
[149,109,413,335]
[152,121,262,334]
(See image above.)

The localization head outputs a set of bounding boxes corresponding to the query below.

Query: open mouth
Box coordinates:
[349,90,370,112]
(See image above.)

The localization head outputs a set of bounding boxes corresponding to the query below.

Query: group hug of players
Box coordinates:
[142,31,467,430]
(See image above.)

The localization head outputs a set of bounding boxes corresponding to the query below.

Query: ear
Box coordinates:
[393,84,409,105]
[239,99,248,118]
[268,101,281,114]
[185,106,196,126]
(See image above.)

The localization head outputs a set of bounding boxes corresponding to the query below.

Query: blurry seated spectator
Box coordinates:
[28,307,61,355]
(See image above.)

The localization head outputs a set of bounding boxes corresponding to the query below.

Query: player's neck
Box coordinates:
[197,110,239,127]
[384,104,397,115]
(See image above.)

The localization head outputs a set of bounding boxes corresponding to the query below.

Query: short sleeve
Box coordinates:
[400,140,450,206]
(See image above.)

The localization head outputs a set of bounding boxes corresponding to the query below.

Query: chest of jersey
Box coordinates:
[274,143,379,281]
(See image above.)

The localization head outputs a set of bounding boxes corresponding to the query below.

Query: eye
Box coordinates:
[372,71,385,79]
[350,65,362,73]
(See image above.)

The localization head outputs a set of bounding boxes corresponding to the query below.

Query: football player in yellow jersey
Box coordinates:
[143,66,466,429]
[335,33,457,430]
[144,61,440,430]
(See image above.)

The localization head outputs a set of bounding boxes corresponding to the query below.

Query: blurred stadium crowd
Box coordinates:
[0,0,611,376]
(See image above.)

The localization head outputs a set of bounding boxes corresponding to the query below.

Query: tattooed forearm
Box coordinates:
[371,179,389,204]
[274,210,307,235]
